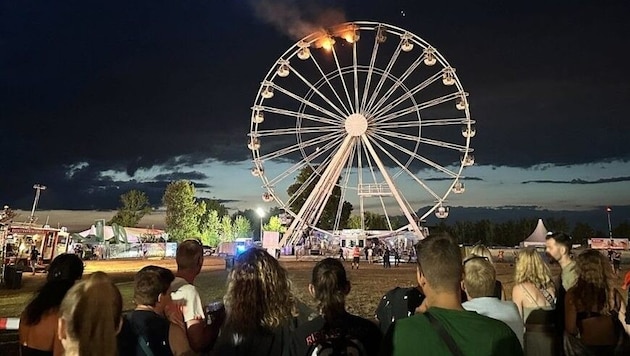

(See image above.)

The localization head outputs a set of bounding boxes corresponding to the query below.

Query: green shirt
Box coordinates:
[561,260,577,290]
[382,307,524,356]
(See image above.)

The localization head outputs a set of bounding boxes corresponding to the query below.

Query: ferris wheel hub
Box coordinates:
[344,113,368,137]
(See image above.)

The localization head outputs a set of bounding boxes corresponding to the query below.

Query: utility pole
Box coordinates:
[29,184,47,223]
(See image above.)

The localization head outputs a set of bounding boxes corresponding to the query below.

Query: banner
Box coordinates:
[588,238,629,250]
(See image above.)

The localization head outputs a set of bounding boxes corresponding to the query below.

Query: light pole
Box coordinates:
[606,207,613,240]
[30,184,47,223]
[256,208,265,241]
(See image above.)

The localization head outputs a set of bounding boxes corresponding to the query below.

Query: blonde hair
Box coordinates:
[463,257,496,298]
[469,245,494,266]
[175,239,203,270]
[59,272,122,356]
[514,248,553,290]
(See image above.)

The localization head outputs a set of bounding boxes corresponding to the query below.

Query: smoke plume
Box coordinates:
[248,0,346,40]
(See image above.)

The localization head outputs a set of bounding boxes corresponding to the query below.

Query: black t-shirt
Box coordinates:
[120,310,171,356]
[212,323,294,356]
[289,312,382,356]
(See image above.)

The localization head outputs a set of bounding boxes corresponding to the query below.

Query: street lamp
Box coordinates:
[256,208,265,240]
[30,184,47,223]
[606,207,613,240]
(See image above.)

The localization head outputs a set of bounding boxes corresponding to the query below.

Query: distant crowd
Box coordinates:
[17,232,630,355]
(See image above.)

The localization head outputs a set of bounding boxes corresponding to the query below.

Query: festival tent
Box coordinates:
[73,225,166,244]
[521,219,548,247]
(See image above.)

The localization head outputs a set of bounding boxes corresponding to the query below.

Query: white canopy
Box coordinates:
[521,219,548,247]
[77,225,167,244]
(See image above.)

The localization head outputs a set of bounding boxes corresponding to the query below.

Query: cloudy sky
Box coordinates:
[2,0,629,229]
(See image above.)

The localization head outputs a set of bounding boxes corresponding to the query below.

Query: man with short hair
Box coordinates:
[381,234,522,356]
[462,256,524,348]
[170,239,223,352]
[545,232,577,290]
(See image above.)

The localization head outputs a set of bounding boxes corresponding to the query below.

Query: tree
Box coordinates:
[264,215,287,233]
[198,207,221,247]
[220,215,235,242]
[347,215,362,229]
[108,190,152,226]
[162,180,201,242]
[198,198,229,217]
[286,166,353,230]
[233,215,252,238]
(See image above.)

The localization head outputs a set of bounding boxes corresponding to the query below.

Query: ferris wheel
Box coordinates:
[248,21,475,246]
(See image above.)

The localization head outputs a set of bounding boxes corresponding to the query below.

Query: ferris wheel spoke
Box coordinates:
[371,132,459,178]
[331,46,355,114]
[373,128,468,152]
[352,41,360,113]
[359,135,397,231]
[309,55,352,116]
[333,141,356,231]
[257,131,339,161]
[254,126,341,137]
[377,117,470,130]
[369,54,426,115]
[368,135,442,201]
[273,85,346,122]
[259,106,341,127]
[364,39,404,113]
[371,71,444,119]
[265,136,345,187]
[287,63,351,119]
[360,33,382,113]
[375,92,461,124]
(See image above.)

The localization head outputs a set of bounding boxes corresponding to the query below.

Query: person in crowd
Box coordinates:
[339,247,345,261]
[545,232,577,291]
[545,231,577,340]
[467,244,504,300]
[170,239,223,353]
[612,250,621,276]
[381,234,523,356]
[213,248,299,355]
[564,249,630,354]
[383,247,391,268]
[57,272,123,356]
[289,258,382,355]
[368,245,374,264]
[394,248,401,267]
[624,271,630,325]
[30,246,39,275]
[120,265,192,356]
[462,255,524,348]
[19,253,84,356]
[511,247,558,355]
[352,245,361,269]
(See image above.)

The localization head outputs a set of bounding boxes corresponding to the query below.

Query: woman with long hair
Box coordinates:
[512,247,557,355]
[19,253,84,356]
[212,248,298,355]
[564,249,630,354]
[289,258,382,356]
[57,271,123,356]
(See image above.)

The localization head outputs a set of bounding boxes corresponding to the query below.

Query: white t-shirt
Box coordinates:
[170,276,205,323]
[463,297,524,348]
[368,248,373,257]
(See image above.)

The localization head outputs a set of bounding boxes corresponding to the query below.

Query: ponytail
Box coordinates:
[60,272,122,356]
[311,258,349,321]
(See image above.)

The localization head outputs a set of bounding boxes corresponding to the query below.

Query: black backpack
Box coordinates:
[374,287,424,334]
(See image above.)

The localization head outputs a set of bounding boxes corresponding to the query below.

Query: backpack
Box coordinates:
[375,287,425,334]
[310,333,367,356]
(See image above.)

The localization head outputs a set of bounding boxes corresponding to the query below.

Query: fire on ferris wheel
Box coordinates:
[248,21,475,247]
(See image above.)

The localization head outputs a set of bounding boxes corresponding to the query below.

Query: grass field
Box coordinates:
[1,255,627,320]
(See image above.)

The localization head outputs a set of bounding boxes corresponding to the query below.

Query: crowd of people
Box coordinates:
[16,233,630,355]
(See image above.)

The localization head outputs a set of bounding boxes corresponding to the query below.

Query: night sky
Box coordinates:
[2,0,629,228]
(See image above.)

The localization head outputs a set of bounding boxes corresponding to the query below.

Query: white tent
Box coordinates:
[77,225,167,244]
[521,219,548,247]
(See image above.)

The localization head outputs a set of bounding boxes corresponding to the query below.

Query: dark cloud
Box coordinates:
[424,177,483,182]
[2,0,629,209]
[522,176,630,185]
[153,171,209,182]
